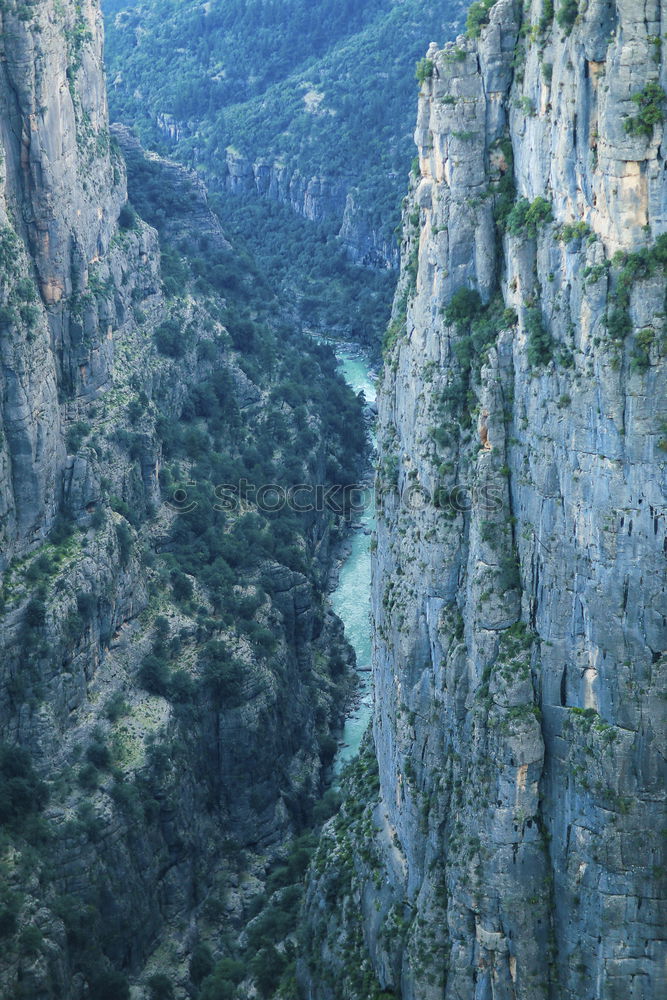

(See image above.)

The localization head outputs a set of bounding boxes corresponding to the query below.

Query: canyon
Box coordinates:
[0,0,665,998]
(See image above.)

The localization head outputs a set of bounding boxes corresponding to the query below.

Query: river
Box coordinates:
[331,347,377,773]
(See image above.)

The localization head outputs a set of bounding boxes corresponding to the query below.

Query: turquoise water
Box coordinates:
[331,348,376,772]
[336,349,377,404]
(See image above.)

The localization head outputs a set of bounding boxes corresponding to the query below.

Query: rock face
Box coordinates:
[220,147,399,267]
[0,0,124,561]
[302,1,666,997]
[222,147,348,226]
[0,0,124,301]
[339,191,400,268]
[153,130,392,264]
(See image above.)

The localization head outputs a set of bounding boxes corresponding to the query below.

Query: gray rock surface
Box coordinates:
[221,145,400,266]
[302,1,667,997]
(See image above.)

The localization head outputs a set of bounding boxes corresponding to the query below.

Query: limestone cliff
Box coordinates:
[302,1,666,997]
[0,0,124,561]
[207,145,399,267]
[0,2,362,996]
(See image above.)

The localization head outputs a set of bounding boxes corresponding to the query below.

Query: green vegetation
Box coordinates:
[607,234,667,348]
[122,138,394,355]
[556,0,579,32]
[442,287,482,326]
[192,792,341,1000]
[559,221,590,242]
[215,196,395,355]
[440,285,553,373]
[466,0,496,38]
[87,970,130,1000]
[415,58,434,84]
[437,292,513,431]
[444,46,467,62]
[151,307,367,627]
[505,196,553,238]
[0,102,370,1000]
[154,318,187,358]
[199,959,244,1000]
[648,34,662,64]
[517,96,536,116]
[0,226,41,337]
[383,303,408,356]
[104,0,465,274]
[525,306,554,367]
[539,0,555,33]
[624,82,666,138]
[116,521,133,566]
[64,0,93,85]
[147,974,174,1000]
[299,741,390,998]
[631,328,655,372]
[117,202,139,230]
[490,137,517,230]
[0,743,48,836]
[65,420,91,453]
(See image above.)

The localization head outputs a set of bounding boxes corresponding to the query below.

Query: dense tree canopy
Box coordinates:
[104,0,465,247]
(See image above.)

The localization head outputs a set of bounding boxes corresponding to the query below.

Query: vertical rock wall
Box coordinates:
[303,1,666,997]
[0,0,126,560]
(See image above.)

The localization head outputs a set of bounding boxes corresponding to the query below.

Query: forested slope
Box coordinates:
[0,2,367,996]
[103,0,465,285]
[104,0,464,245]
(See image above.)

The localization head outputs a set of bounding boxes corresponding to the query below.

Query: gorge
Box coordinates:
[0,0,665,999]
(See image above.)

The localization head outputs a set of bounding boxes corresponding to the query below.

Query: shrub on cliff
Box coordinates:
[66,420,91,453]
[118,202,139,231]
[201,642,245,705]
[154,318,186,358]
[466,0,496,37]
[0,891,21,940]
[138,654,171,696]
[556,0,578,32]
[442,287,483,326]
[0,743,49,833]
[624,82,666,138]
[147,973,174,1000]
[190,944,215,986]
[110,525,132,573]
[606,233,667,345]
[199,968,240,1000]
[251,946,287,996]
[525,307,554,366]
[86,733,112,770]
[506,196,553,238]
[23,597,47,630]
[88,970,130,1000]
[415,57,434,84]
[171,569,194,602]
